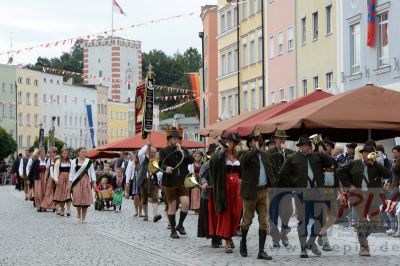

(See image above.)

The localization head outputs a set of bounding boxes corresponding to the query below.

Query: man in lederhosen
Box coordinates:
[337,143,388,256]
[137,142,162,222]
[239,131,275,260]
[159,127,194,239]
[279,135,332,258]
[268,130,295,247]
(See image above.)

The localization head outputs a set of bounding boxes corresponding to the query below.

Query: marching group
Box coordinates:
[10,128,400,259]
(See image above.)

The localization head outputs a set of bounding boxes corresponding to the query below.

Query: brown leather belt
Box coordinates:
[256,185,268,191]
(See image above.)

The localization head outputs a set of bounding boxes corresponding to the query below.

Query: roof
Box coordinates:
[159,117,199,126]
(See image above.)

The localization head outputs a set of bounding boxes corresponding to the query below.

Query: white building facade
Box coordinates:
[83,36,142,103]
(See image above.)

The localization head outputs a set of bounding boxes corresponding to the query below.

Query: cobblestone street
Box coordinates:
[1,185,399,266]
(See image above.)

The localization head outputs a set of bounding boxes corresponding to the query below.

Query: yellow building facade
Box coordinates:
[107,100,129,143]
[217,0,263,119]
[238,0,264,112]
[296,0,338,96]
[16,68,41,153]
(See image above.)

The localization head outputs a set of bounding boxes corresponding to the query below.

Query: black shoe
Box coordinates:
[273,242,281,248]
[153,214,162,222]
[257,251,272,260]
[239,239,247,257]
[170,231,180,239]
[306,243,322,256]
[300,248,309,258]
[317,235,323,246]
[176,225,186,235]
[322,243,333,251]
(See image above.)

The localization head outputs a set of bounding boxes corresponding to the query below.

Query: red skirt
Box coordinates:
[72,174,93,207]
[208,173,242,239]
[41,177,55,209]
[34,172,46,208]
[54,172,71,202]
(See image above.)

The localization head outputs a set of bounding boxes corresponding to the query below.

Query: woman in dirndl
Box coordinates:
[209,133,243,253]
[188,151,203,213]
[41,147,58,212]
[53,148,72,217]
[28,148,47,212]
[69,147,96,223]
[125,152,142,216]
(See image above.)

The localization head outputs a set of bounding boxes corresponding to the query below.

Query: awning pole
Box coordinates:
[368,129,371,140]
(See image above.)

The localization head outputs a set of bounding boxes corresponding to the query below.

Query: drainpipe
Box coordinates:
[236,1,241,114]
[261,0,265,106]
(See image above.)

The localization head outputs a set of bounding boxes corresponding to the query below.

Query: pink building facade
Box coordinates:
[266,0,296,104]
[201,5,219,128]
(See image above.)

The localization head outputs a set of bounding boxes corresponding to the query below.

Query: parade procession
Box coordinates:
[1,0,400,265]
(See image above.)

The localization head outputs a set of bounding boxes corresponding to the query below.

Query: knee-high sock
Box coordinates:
[259,229,267,253]
[177,211,188,227]
[152,203,158,216]
[168,214,176,233]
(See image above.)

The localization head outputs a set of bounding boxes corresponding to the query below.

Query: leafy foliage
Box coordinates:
[0,127,17,160]
[30,136,66,154]
[27,40,84,84]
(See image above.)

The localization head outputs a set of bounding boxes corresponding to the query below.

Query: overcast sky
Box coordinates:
[0,0,215,65]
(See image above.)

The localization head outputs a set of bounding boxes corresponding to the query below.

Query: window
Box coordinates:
[34,93,38,106]
[250,82,256,111]
[34,114,38,127]
[26,113,31,126]
[227,11,232,30]
[233,6,238,26]
[326,72,333,90]
[289,86,295,101]
[221,96,226,117]
[278,32,283,55]
[18,113,22,126]
[270,91,275,104]
[234,94,239,115]
[228,95,233,117]
[74,97,77,104]
[57,95,60,104]
[98,58,101,63]
[350,23,361,74]
[302,79,308,95]
[258,79,263,107]
[43,94,47,104]
[18,77,22,84]
[257,0,262,11]
[69,116,72,126]
[64,95,67,103]
[27,136,31,148]
[75,116,77,127]
[18,91,22,104]
[249,33,255,64]
[287,27,294,51]
[378,12,389,67]
[244,90,248,112]
[9,104,13,118]
[312,12,318,40]
[221,54,226,75]
[99,71,102,78]
[9,83,13,93]
[279,89,285,101]
[228,52,233,73]
[2,83,5,92]
[301,17,307,44]
[269,36,274,59]
[1,105,5,117]
[234,48,238,71]
[50,95,53,104]
[249,0,254,15]
[326,5,332,34]
[34,79,38,86]
[18,135,23,146]
[242,0,247,20]
[97,104,100,114]
[258,30,263,62]
[26,92,30,105]
[242,37,247,66]
[313,76,319,90]
[43,115,47,125]
[221,14,225,33]
[64,115,67,126]
[26,78,30,85]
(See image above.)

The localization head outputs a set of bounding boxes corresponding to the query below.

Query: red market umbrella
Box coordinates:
[257,84,400,142]
[86,150,120,159]
[97,131,205,151]
[225,89,332,136]
[199,102,285,138]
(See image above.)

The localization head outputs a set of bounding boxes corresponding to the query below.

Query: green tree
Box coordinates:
[30,137,66,153]
[27,40,84,84]
[0,127,17,160]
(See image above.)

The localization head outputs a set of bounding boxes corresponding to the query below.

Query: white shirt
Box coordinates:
[19,157,27,176]
[69,158,96,182]
[46,158,56,179]
[125,160,135,183]
[138,145,148,165]
[25,158,33,177]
